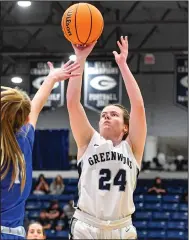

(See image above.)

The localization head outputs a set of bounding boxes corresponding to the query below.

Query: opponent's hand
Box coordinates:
[72,41,97,62]
[113,36,128,64]
[47,60,80,82]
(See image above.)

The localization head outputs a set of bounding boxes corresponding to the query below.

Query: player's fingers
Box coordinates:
[117,41,124,52]
[63,60,73,68]
[47,61,54,70]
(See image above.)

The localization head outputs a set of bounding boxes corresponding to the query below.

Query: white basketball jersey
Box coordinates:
[77,131,140,221]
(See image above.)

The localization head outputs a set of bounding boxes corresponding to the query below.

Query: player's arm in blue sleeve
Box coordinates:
[28,61,80,128]
[26,124,35,149]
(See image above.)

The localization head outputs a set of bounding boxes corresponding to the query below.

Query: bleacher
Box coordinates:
[26,178,188,240]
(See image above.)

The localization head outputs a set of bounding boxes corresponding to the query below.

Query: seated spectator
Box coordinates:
[148,177,166,195]
[55,218,67,232]
[181,192,188,203]
[50,175,65,195]
[46,200,64,230]
[33,174,49,195]
[26,222,46,239]
[47,200,63,221]
[63,200,75,220]
[37,210,51,230]
[57,210,69,230]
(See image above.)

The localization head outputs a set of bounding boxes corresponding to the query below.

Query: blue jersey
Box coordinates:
[1,124,35,228]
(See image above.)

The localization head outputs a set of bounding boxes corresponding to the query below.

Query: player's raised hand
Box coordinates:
[47,60,81,82]
[113,36,128,65]
[72,41,97,62]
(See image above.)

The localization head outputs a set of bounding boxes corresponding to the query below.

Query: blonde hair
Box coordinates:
[1,86,31,192]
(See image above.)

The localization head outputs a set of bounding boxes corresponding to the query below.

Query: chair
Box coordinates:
[167,187,183,194]
[147,231,166,239]
[167,221,185,230]
[26,201,41,210]
[28,210,40,219]
[64,185,77,193]
[145,203,161,210]
[45,230,56,238]
[148,221,166,230]
[162,195,180,203]
[180,204,188,212]
[145,195,162,203]
[172,212,188,220]
[162,203,178,211]
[137,230,147,240]
[152,212,170,220]
[56,194,74,201]
[134,194,144,203]
[68,178,78,185]
[41,201,50,208]
[135,203,144,211]
[35,194,53,201]
[134,221,147,229]
[56,230,69,238]
[135,212,152,220]
[135,186,148,194]
[167,231,185,240]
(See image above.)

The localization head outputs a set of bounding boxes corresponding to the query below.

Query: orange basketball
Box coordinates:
[61,3,104,45]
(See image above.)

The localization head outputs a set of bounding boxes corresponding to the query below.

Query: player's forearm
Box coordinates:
[31,76,56,114]
[118,62,144,108]
[66,60,85,107]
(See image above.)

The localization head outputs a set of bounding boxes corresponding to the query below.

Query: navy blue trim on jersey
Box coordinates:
[136,168,140,178]
[77,161,82,179]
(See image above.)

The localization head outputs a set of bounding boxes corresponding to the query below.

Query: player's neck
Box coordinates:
[101,133,123,146]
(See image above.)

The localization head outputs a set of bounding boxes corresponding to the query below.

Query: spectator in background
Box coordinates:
[150,157,163,171]
[148,177,167,195]
[33,174,49,195]
[37,210,51,230]
[47,200,63,230]
[181,192,188,203]
[26,222,46,239]
[69,155,77,170]
[55,215,68,232]
[175,155,185,171]
[63,200,75,220]
[47,200,63,219]
[49,175,65,195]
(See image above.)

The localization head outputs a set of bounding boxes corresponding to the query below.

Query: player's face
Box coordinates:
[27,223,45,239]
[99,105,128,140]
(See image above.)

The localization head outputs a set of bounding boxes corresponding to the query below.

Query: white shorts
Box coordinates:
[70,218,137,239]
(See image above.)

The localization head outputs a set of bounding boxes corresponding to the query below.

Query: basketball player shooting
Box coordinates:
[67,36,147,239]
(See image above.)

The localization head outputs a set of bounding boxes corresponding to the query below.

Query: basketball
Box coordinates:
[61,3,104,45]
